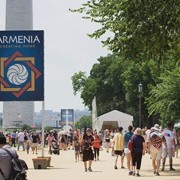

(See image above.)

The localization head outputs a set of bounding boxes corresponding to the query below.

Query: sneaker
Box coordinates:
[121,166,125,169]
[114,165,118,169]
[88,167,92,172]
[129,171,133,175]
[170,167,175,171]
[136,173,140,177]
[156,172,160,176]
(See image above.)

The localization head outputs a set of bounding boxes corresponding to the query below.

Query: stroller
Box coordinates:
[50,140,60,155]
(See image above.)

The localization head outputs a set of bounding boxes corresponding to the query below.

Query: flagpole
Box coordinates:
[41,101,45,157]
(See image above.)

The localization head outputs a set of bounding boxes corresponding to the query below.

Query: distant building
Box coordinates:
[33,108,90,129]
[3,102,34,128]
[34,110,60,128]
[3,0,34,129]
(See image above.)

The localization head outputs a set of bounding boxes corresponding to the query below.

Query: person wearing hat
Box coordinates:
[147,124,166,176]
[82,128,94,172]
[0,135,18,179]
[154,124,160,129]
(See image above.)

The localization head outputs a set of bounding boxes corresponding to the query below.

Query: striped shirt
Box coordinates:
[149,131,162,150]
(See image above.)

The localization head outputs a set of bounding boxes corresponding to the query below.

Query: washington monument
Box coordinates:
[3,0,34,128]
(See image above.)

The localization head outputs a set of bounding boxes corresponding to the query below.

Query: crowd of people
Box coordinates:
[0,121,179,177]
[70,121,179,176]
[107,122,179,176]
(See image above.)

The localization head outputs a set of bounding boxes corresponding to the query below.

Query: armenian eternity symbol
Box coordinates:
[0,51,41,98]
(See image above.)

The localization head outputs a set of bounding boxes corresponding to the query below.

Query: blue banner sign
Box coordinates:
[61,109,74,129]
[0,30,44,101]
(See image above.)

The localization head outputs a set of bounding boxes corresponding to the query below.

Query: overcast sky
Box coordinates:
[0,0,109,112]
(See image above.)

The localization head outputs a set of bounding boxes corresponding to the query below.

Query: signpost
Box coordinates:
[61,109,74,131]
[0,30,44,101]
[0,30,45,157]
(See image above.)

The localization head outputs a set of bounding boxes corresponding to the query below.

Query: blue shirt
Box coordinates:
[11,132,17,139]
[124,131,133,148]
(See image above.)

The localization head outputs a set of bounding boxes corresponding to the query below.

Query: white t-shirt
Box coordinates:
[145,129,151,142]
[162,129,174,149]
[18,132,25,142]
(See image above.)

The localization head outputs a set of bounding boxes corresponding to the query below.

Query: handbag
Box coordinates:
[128,136,134,151]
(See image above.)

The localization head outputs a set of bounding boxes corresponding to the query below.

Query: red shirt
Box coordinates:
[93,135,101,149]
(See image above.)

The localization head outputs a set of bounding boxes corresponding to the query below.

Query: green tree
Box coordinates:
[72,54,127,115]
[147,66,180,125]
[22,124,32,131]
[44,126,53,132]
[71,0,180,65]
[72,71,87,95]
[75,115,92,130]
[72,53,172,127]
[71,1,180,127]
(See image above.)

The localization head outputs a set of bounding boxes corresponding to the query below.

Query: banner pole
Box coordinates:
[41,101,45,157]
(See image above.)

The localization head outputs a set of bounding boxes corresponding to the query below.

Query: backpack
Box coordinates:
[1,148,27,180]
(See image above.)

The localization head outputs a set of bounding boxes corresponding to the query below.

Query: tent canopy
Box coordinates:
[93,110,133,132]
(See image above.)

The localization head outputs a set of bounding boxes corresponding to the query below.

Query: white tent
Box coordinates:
[93,110,133,132]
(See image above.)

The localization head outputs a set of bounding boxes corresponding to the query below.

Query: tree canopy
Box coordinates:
[72,0,180,63]
[75,115,92,130]
[72,54,163,126]
[147,66,180,124]
[71,1,180,127]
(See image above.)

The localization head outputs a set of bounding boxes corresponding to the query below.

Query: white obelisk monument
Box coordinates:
[3,0,34,128]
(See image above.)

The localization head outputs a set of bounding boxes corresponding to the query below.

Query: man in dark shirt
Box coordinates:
[11,130,17,147]
[31,131,39,154]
